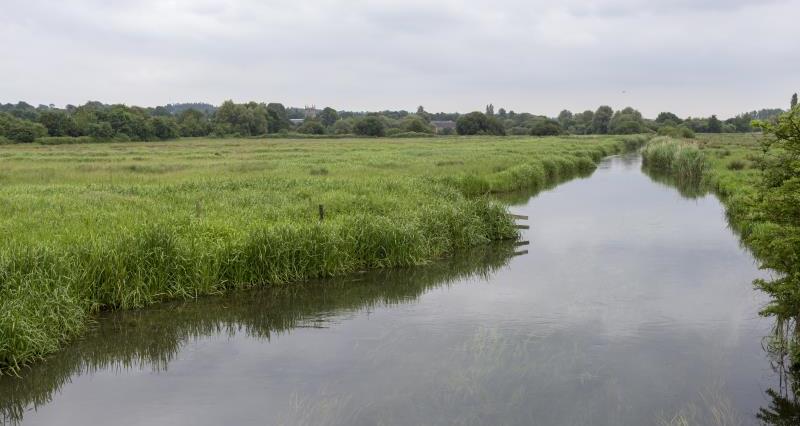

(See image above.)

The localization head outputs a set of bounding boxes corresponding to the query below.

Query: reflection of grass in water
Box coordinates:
[278,390,363,426]
[642,167,709,200]
[0,242,517,425]
[655,384,742,426]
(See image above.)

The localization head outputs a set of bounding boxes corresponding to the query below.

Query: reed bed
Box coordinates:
[0,135,648,375]
[641,137,707,185]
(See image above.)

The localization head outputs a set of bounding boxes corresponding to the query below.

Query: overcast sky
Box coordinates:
[2,0,798,117]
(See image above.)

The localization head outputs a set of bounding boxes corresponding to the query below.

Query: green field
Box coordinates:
[0,135,648,374]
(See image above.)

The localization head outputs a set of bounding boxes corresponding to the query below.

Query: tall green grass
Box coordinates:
[641,137,707,185]
[0,135,648,375]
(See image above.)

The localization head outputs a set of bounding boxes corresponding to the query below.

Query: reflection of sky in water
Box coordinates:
[5,155,775,426]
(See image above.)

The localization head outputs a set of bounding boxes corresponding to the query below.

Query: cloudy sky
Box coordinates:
[2,0,798,117]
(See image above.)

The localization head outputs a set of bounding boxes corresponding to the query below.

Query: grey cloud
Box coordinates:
[1,0,798,117]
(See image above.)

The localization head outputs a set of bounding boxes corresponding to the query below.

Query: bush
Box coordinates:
[333,120,352,135]
[298,120,325,135]
[7,121,47,143]
[530,119,561,136]
[727,159,747,171]
[401,116,433,134]
[658,125,695,139]
[456,112,505,136]
[353,116,386,137]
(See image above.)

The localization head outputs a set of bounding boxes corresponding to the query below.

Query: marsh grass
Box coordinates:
[0,135,648,375]
[641,137,707,185]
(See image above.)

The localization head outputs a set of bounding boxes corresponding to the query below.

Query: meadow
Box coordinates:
[0,134,648,375]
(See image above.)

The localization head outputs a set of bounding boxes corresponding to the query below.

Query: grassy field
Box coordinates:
[0,134,647,375]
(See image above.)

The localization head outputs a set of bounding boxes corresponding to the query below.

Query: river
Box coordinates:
[0,154,785,425]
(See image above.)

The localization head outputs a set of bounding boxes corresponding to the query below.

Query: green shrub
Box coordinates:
[353,116,386,137]
[727,159,747,170]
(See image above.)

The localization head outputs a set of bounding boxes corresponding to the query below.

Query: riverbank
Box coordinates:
[0,135,648,375]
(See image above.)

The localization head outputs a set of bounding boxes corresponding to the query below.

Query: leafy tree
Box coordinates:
[485,104,494,116]
[751,106,800,321]
[456,112,505,136]
[792,93,798,109]
[298,119,325,135]
[571,110,594,134]
[318,107,339,128]
[609,107,646,134]
[37,110,78,136]
[530,119,561,136]
[353,116,386,137]
[266,103,290,133]
[497,108,507,118]
[151,116,180,140]
[557,110,574,129]
[401,116,433,133]
[707,114,722,133]
[87,122,114,139]
[213,100,270,136]
[592,105,614,134]
[177,109,210,137]
[655,112,682,125]
[333,120,352,134]
[416,106,431,122]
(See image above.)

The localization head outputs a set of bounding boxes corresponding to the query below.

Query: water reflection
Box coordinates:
[0,244,519,425]
[641,156,800,425]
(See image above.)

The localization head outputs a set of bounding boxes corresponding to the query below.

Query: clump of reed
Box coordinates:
[642,137,707,185]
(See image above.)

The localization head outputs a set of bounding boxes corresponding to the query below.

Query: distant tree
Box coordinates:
[707,114,722,133]
[415,105,431,122]
[87,122,114,139]
[456,112,505,136]
[353,116,386,137]
[497,108,507,118]
[655,112,682,125]
[401,116,434,133]
[151,116,180,140]
[557,110,574,130]
[5,120,47,143]
[571,110,594,134]
[318,107,339,128]
[485,104,495,116]
[792,93,798,109]
[333,119,352,134]
[266,103,290,133]
[37,110,78,137]
[213,100,270,136]
[177,109,210,137]
[609,107,646,134]
[530,119,561,136]
[298,119,325,135]
[592,105,614,134]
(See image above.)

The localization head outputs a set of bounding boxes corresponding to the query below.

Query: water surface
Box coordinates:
[1,154,782,425]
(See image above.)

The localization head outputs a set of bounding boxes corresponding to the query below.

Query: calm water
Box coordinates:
[1,154,783,425]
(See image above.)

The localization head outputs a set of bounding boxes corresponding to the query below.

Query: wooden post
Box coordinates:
[319,204,325,221]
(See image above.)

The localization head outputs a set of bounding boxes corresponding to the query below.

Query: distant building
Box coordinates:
[431,120,456,133]
[289,118,305,126]
[304,105,318,119]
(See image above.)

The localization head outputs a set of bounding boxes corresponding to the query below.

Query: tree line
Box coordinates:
[0,97,792,143]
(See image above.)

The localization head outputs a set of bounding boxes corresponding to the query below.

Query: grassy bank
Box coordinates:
[0,135,648,375]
